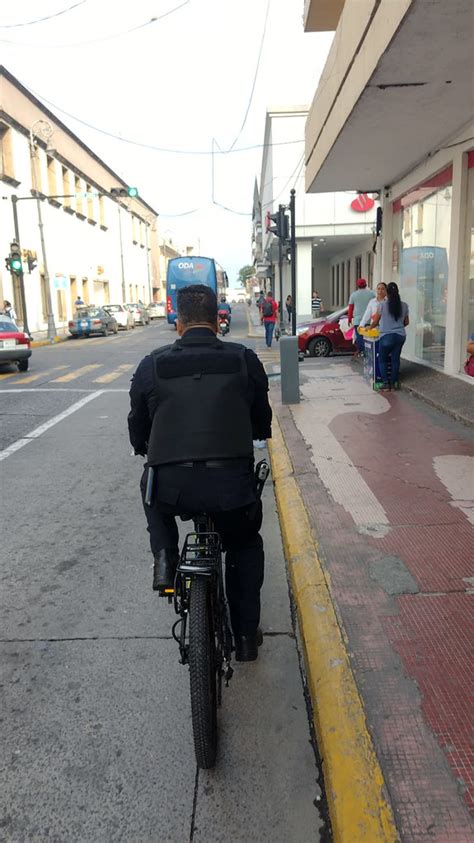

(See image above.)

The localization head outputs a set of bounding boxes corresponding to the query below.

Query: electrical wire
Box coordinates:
[26,86,304,156]
[0,0,86,28]
[227,0,271,151]
[0,1,189,46]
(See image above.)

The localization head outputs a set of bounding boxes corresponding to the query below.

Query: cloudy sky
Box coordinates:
[0,0,334,282]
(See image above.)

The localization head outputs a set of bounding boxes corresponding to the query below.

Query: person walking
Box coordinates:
[3,300,17,321]
[311,290,323,318]
[262,290,278,348]
[371,281,409,390]
[285,294,293,324]
[256,290,265,324]
[74,295,85,307]
[348,279,375,357]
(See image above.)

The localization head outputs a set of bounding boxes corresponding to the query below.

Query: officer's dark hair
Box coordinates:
[177,284,218,326]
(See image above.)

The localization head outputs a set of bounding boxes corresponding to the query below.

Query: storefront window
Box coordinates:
[463,158,474,363]
[394,167,452,368]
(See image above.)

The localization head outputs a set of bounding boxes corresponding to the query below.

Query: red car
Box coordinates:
[0,315,32,371]
[297,307,353,357]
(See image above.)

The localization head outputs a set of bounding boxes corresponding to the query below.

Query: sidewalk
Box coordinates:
[269,357,473,841]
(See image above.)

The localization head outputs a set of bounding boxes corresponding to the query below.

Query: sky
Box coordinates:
[0,0,334,283]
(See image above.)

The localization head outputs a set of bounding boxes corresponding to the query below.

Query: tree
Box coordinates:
[237,265,255,286]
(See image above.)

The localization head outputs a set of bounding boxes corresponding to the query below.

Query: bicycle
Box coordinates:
[164,459,269,769]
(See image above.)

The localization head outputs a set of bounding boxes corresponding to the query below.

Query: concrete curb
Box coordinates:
[31,336,69,349]
[268,415,398,843]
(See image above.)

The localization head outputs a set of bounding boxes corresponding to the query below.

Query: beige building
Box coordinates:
[0,65,161,334]
[304,0,474,379]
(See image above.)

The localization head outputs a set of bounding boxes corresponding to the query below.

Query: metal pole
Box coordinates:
[278,204,284,333]
[290,189,297,336]
[118,206,126,302]
[145,223,153,303]
[29,130,57,340]
[10,196,30,336]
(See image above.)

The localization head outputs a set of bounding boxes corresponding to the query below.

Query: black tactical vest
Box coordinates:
[146,335,254,466]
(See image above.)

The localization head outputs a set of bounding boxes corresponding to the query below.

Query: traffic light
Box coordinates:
[27,251,38,273]
[265,206,289,240]
[9,241,23,276]
[110,187,139,198]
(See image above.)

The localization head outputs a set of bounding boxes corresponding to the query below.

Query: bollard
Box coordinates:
[280,335,300,404]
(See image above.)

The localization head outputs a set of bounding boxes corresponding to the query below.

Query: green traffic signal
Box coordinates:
[127,187,138,197]
[11,257,22,272]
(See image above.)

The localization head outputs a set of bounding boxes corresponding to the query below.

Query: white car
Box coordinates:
[147,301,166,319]
[105,304,135,330]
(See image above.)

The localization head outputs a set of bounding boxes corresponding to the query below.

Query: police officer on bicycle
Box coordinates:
[128,284,272,661]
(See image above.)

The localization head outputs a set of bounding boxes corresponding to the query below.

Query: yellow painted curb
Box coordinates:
[268,415,398,843]
[31,336,69,348]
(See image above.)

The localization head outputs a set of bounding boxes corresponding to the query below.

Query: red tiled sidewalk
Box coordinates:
[272,364,474,842]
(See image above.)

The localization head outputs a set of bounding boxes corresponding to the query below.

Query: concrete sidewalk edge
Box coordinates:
[31,335,69,349]
[268,415,398,843]
[245,305,264,339]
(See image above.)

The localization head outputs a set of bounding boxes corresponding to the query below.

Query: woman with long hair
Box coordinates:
[371,281,409,390]
[361,281,387,326]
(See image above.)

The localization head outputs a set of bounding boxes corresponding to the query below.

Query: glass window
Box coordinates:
[463,161,474,358]
[396,167,452,368]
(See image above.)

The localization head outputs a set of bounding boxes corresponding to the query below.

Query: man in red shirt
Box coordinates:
[261,290,279,347]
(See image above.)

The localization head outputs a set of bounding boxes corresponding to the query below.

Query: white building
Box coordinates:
[0,66,160,335]
[304,0,474,379]
[255,106,379,320]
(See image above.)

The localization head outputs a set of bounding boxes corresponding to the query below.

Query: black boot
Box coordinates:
[153,548,179,592]
[234,627,263,662]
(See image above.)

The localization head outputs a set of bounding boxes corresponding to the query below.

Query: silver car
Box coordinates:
[68,306,118,337]
[125,303,150,325]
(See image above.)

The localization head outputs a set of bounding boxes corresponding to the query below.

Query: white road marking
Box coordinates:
[0,388,129,393]
[291,362,390,533]
[0,391,103,462]
[433,455,474,527]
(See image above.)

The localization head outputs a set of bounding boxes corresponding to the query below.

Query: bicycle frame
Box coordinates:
[172,515,234,699]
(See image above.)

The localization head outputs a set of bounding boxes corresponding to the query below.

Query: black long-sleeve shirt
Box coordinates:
[128,328,272,456]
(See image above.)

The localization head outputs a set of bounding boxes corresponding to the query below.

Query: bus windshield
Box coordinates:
[166,257,218,324]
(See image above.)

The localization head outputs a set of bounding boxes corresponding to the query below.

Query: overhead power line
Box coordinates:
[26,86,304,156]
[0,1,189,46]
[228,0,271,151]
[0,0,86,28]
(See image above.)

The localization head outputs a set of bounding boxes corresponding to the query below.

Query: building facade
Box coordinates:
[256,106,379,320]
[304,0,474,379]
[0,66,160,335]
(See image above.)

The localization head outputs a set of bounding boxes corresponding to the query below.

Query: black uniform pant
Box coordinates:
[140,462,265,636]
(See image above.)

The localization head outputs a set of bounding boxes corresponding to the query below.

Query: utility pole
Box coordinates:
[29,122,57,340]
[277,204,284,334]
[118,206,126,302]
[10,196,30,336]
[290,189,297,336]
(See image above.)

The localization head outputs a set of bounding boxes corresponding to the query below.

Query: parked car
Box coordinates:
[297,307,353,357]
[69,306,118,338]
[125,303,150,325]
[0,315,32,371]
[105,304,135,330]
[147,301,166,319]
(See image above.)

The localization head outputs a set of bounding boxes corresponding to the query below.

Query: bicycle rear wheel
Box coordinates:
[188,577,218,769]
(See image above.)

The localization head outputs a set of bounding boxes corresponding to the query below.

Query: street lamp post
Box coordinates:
[29,120,57,340]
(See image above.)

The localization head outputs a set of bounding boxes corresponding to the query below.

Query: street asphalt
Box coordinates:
[0,307,325,842]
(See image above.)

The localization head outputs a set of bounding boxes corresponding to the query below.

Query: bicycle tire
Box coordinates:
[188,577,218,769]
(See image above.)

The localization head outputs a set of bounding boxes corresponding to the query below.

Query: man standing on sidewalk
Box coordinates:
[348,279,375,357]
[262,290,278,348]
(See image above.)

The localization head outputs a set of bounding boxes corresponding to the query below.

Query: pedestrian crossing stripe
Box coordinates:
[51,364,102,383]
[93,363,134,384]
[9,365,69,385]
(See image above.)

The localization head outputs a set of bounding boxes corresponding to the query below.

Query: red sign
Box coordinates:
[351,193,375,213]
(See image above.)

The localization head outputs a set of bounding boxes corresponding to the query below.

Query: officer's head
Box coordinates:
[177,284,218,335]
